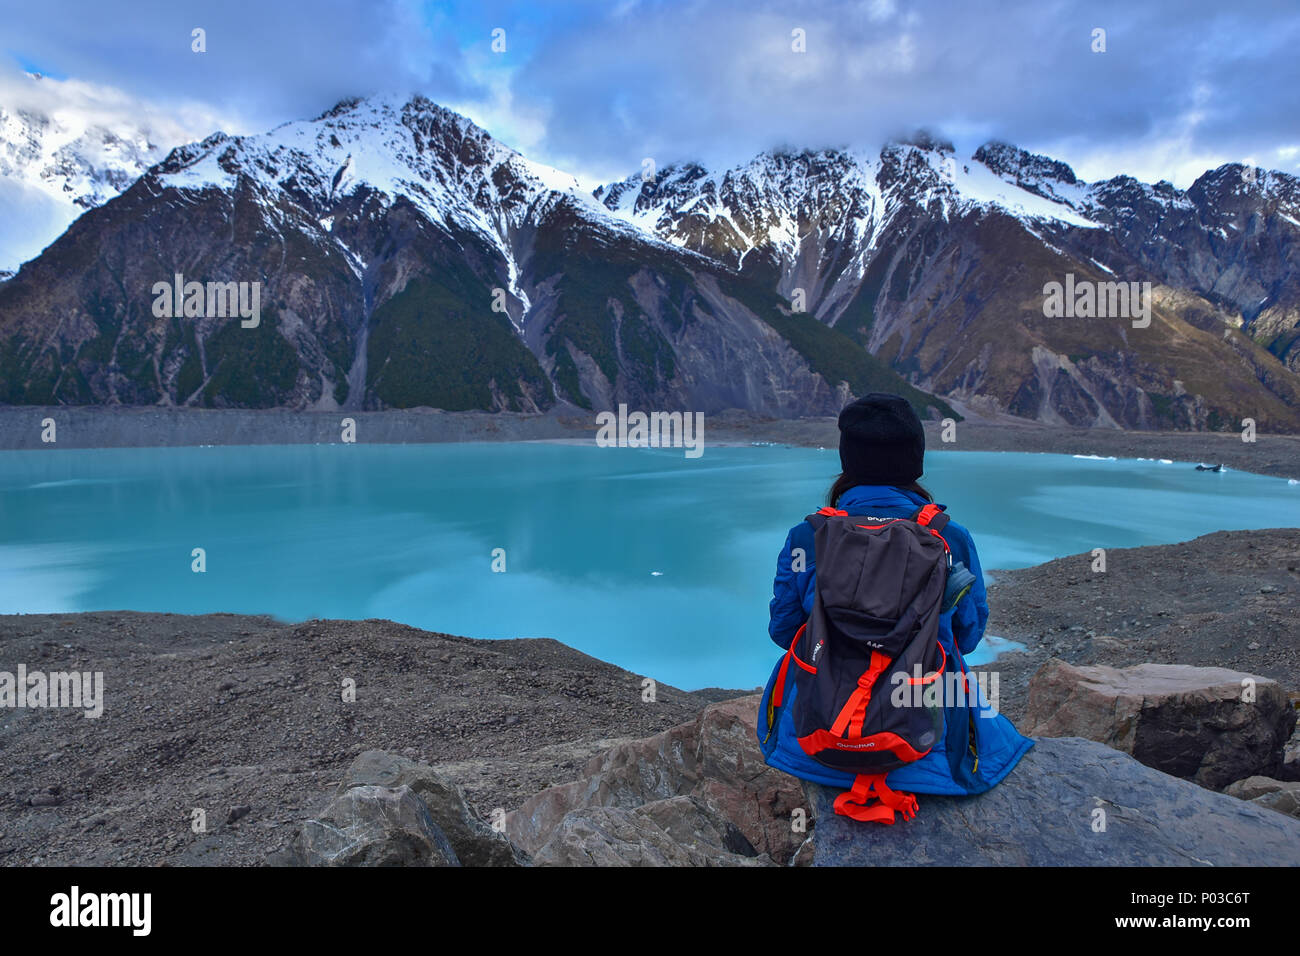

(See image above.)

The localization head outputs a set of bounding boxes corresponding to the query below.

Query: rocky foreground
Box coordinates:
[0,614,722,865]
[1,530,1298,866]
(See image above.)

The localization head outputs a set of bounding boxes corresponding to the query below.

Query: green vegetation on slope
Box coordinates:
[725,279,960,421]
[201,308,301,408]
[366,271,551,411]
[539,258,679,403]
[530,208,947,418]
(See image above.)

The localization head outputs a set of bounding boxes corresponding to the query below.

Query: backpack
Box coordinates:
[765,503,956,824]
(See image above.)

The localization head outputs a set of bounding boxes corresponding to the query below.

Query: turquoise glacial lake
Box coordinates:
[0,443,1296,689]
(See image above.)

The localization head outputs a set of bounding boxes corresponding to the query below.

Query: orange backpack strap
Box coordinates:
[772,623,816,708]
[914,503,951,533]
[829,651,891,738]
[805,507,848,534]
[833,773,919,825]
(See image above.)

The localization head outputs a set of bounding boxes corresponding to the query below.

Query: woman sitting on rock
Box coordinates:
[757,393,1033,823]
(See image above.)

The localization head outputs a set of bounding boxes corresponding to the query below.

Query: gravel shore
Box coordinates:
[3,405,1299,479]
[0,614,722,866]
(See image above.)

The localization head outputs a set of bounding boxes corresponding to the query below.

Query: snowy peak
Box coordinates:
[593,161,712,229]
[0,99,165,211]
[156,93,591,221]
[146,93,620,318]
[972,141,1081,197]
[594,148,887,271]
[168,98,442,198]
[593,134,1106,274]
[0,72,214,271]
[1188,162,1300,219]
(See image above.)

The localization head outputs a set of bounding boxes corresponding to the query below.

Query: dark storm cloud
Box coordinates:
[2,0,485,130]
[5,0,1298,184]
[509,0,1300,181]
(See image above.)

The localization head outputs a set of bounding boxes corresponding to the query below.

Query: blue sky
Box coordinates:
[4,0,1300,187]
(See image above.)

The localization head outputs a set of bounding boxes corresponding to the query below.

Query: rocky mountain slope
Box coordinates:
[598,136,1300,429]
[1,93,1298,428]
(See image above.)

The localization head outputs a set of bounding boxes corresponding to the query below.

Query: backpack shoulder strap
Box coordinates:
[795,507,848,565]
[913,503,951,533]
[804,506,848,532]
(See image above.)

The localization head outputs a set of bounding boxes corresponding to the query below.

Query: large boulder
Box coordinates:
[506,695,805,865]
[275,785,461,867]
[810,737,1300,866]
[1024,659,1295,790]
[338,750,523,866]
[529,796,770,867]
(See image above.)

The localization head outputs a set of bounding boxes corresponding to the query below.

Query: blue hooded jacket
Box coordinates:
[757,484,1033,796]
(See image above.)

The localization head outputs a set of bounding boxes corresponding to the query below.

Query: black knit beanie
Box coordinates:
[837,393,925,486]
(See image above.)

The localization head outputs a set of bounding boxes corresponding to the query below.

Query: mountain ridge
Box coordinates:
[0,92,1297,429]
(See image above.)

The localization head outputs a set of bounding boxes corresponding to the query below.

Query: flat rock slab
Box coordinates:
[809,737,1300,866]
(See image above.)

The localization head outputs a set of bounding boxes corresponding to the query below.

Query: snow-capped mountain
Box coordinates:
[592,135,1105,332]
[0,94,932,418]
[0,99,163,208]
[154,94,625,325]
[0,93,1298,430]
[0,75,177,273]
[596,135,1300,341]
[593,134,1300,427]
[594,136,1102,272]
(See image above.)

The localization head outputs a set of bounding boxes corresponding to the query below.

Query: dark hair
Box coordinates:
[827,472,933,507]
